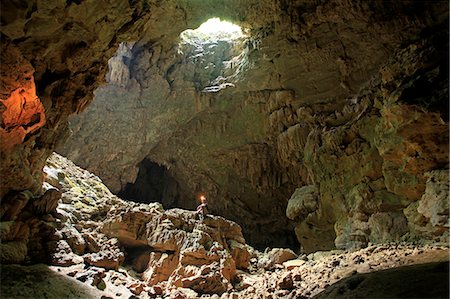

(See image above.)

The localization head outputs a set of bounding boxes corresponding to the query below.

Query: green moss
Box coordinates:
[81,196,96,206]
[73,201,87,210]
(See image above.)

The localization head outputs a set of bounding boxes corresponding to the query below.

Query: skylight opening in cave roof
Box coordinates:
[180,18,245,43]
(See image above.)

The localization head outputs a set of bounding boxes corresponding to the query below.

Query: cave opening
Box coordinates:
[118,158,190,209]
[180,18,245,42]
[177,18,250,93]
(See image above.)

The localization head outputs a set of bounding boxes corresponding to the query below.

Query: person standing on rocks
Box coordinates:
[196,195,208,221]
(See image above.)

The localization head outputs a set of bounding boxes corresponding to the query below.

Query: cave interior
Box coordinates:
[0,0,449,298]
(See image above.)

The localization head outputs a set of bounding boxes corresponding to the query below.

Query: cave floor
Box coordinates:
[1,153,448,299]
[1,244,448,299]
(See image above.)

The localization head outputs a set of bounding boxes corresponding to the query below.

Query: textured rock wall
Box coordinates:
[60,1,449,251]
[0,0,268,197]
[1,0,449,253]
[0,42,47,197]
[1,0,143,198]
[289,32,449,252]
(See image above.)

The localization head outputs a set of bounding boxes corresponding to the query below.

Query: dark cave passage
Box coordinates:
[118,158,190,209]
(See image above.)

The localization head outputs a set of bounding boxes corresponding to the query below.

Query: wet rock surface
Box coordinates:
[2,153,448,298]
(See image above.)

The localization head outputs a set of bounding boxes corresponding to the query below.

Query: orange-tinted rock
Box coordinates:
[277,272,294,290]
[0,79,45,152]
[128,282,145,295]
[142,252,179,285]
[181,270,228,295]
[228,240,251,270]
[102,204,245,293]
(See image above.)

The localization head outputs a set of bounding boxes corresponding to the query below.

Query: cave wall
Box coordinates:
[0,0,269,198]
[1,0,449,254]
[0,0,267,262]
[1,0,142,198]
[60,1,449,251]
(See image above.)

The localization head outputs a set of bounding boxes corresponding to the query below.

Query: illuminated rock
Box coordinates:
[0,79,46,151]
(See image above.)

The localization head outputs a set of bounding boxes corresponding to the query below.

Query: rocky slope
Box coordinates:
[57,1,449,250]
[1,153,448,298]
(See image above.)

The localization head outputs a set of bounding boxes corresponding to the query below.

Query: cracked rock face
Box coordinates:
[1,0,449,253]
[23,153,254,295]
[59,1,448,251]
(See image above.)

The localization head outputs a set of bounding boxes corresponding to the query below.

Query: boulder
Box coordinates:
[142,252,179,285]
[103,206,247,291]
[60,226,86,255]
[228,240,251,270]
[277,272,294,290]
[286,186,319,221]
[259,248,297,269]
[418,170,449,227]
[31,184,61,215]
[48,240,84,266]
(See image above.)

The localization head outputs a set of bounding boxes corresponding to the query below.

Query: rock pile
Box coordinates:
[2,153,448,299]
[41,153,256,296]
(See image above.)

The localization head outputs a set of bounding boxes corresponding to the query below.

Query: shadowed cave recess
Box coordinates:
[117,158,190,210]
[0,0,449,298]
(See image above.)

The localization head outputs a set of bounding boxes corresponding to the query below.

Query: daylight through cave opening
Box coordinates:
[2,1,450,297]
[177,18,250,93]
